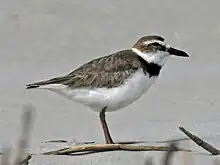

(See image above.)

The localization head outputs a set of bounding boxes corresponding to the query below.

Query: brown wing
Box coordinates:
[26,50,144,89]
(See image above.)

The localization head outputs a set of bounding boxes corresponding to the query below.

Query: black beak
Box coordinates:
[167,47,189,57]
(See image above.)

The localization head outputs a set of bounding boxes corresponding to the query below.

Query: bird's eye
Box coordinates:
[150,42,166,51]
[151,42,161,47]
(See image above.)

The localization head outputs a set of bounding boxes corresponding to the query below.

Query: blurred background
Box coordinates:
[0,0,220,164]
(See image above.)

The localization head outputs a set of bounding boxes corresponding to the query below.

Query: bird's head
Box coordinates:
[132,35,189,66]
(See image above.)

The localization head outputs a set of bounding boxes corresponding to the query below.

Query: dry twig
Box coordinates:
[43,143,190,155]
[179,127,220,155]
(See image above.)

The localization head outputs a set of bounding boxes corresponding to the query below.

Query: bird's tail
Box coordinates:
[26,76,69,89]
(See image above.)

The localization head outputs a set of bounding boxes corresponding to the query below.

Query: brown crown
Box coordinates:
[132,35,165,53]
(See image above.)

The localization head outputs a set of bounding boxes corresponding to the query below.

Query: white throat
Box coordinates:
[132,48,169,66]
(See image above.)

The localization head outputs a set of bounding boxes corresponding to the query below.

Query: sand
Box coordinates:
[0,0,220,164]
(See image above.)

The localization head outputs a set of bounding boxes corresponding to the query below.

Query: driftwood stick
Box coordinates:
[179,127,220,155]
[43,140,69,143]
[44,137,220,145]
[43,143,191,155]
[43,140,172,145]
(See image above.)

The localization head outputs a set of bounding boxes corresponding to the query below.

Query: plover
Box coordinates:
[26,35,189,144]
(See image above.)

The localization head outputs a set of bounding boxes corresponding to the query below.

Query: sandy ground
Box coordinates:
[0,0,220,164]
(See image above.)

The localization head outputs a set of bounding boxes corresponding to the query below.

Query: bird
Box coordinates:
[26,35,189,144]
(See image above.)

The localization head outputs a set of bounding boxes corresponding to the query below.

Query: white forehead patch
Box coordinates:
[132,47,169,66]
[143,40,165,46]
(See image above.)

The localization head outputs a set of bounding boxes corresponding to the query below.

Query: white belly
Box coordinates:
[42,70,157,112]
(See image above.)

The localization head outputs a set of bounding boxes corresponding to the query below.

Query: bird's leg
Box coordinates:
[99,107,114,144]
